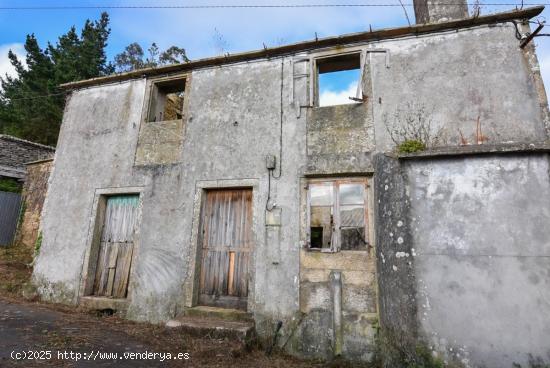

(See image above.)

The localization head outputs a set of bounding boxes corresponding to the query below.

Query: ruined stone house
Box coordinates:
[33,1,550,366]
[0,135,54,246]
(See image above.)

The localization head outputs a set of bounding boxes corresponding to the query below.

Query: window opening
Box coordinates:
[316,53,362,107]
[148,77,186,122]
[308,179,368,251]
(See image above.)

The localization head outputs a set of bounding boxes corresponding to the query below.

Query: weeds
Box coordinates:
[372,330,461,368]
[384,102,444,153]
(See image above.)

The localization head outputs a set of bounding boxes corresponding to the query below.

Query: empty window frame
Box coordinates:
[147,77,186,122]
[314,52,363,107]
[308,178,369,252]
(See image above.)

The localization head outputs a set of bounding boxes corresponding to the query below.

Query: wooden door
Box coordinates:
[93,195,139,298]
[198,189,253,310]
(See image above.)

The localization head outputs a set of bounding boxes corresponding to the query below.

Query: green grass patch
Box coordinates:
[0,177,22,193]
[398,140,426,154]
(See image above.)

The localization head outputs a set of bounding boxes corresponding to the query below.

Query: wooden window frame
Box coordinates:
[306,177,370,253]
[311,50,365,107]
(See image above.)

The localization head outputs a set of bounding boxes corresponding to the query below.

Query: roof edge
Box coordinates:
[0,134,56,151]
[25,158,54,166]
[61,6,544,90]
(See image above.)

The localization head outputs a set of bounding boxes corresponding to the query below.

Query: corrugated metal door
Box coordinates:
[0,191,22,246]
[93,195,139,298]
[199,189,253,310]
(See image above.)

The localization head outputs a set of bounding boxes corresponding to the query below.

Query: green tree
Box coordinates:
[114,42,189,72]
[0,12,114,146]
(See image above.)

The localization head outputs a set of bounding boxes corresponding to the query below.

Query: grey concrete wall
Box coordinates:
[33,59,306,332]
[370,24,546,152]
[407,154,550,367]
[34,80,150,303]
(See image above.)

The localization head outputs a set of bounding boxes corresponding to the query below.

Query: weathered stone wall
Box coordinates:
[298,250,378,360]
[374,152,550,367]
[406,153,550,368]
[14,159,53,249]
[370,24,546,152]
[32,15,550,366]
[373,154,418,348]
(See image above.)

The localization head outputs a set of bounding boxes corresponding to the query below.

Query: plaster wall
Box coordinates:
[407,154,550,367]
[33,59,306,329]
[370,24,546,151]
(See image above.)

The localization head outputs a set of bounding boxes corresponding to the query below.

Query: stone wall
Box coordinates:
[14,159,53,249]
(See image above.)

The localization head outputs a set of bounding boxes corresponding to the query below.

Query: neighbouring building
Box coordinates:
[32,2,550,367]
[0,135,54,246]
[14,159,54,249]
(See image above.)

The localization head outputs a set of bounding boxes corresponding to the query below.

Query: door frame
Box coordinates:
[79,186,144,306]
[184,179,259,311]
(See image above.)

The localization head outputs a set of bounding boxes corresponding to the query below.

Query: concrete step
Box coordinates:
[182,306,254,323]
[165,316,255,343]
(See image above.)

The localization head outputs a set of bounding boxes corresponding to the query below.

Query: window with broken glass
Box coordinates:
[308,179,369,252]
[147,77,186,122]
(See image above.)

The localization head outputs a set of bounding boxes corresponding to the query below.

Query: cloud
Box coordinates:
[0,43,26,80]
[319,82,358,107]
[108,1,408,60]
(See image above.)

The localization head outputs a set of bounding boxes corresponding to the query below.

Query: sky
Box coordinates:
[1,0,550,106]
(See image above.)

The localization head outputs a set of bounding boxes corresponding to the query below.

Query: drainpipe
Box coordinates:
[330,270,343,356]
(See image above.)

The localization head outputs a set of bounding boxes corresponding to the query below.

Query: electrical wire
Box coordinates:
[1,92,68,101]
[1,3,550,9]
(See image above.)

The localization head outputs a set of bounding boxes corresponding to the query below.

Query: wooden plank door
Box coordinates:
[93,195,139,298]
[198,189,253,310]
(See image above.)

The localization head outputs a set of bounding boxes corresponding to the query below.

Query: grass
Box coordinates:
[0,244,328,368]
[0,244,34,298]
[398,139,426,154]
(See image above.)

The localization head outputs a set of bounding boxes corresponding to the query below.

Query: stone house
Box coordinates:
[32,1,550,366]
[0,135,54,246]
[0,134,54,181]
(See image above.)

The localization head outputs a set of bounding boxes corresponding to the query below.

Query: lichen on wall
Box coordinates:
[14,160,53,250]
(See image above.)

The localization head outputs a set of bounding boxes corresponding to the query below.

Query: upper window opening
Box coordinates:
[148,77,186,122]
[316,53,362,107]
[308,179,368,252]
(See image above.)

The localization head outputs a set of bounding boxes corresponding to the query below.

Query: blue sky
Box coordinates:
[1,0,550,106]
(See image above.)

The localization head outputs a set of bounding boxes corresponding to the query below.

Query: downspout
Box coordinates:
[330,270,343,356]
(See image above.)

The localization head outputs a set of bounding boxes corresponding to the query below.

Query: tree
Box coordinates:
[114,42,189,72]
[0,13,113,146]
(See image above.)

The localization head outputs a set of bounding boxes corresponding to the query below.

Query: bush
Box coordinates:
[398,140,426,153]
[0,177,22,193]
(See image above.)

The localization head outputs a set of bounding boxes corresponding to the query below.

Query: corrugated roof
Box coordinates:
[60,6,544,90]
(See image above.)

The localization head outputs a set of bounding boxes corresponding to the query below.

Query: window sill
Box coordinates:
[145,118,183,124]
[305,247,369,254]
[312,102,363,110]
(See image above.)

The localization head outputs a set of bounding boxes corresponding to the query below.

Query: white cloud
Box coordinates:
[319,82,358,107]
[0,43,26,80]
[109,1,407,60]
